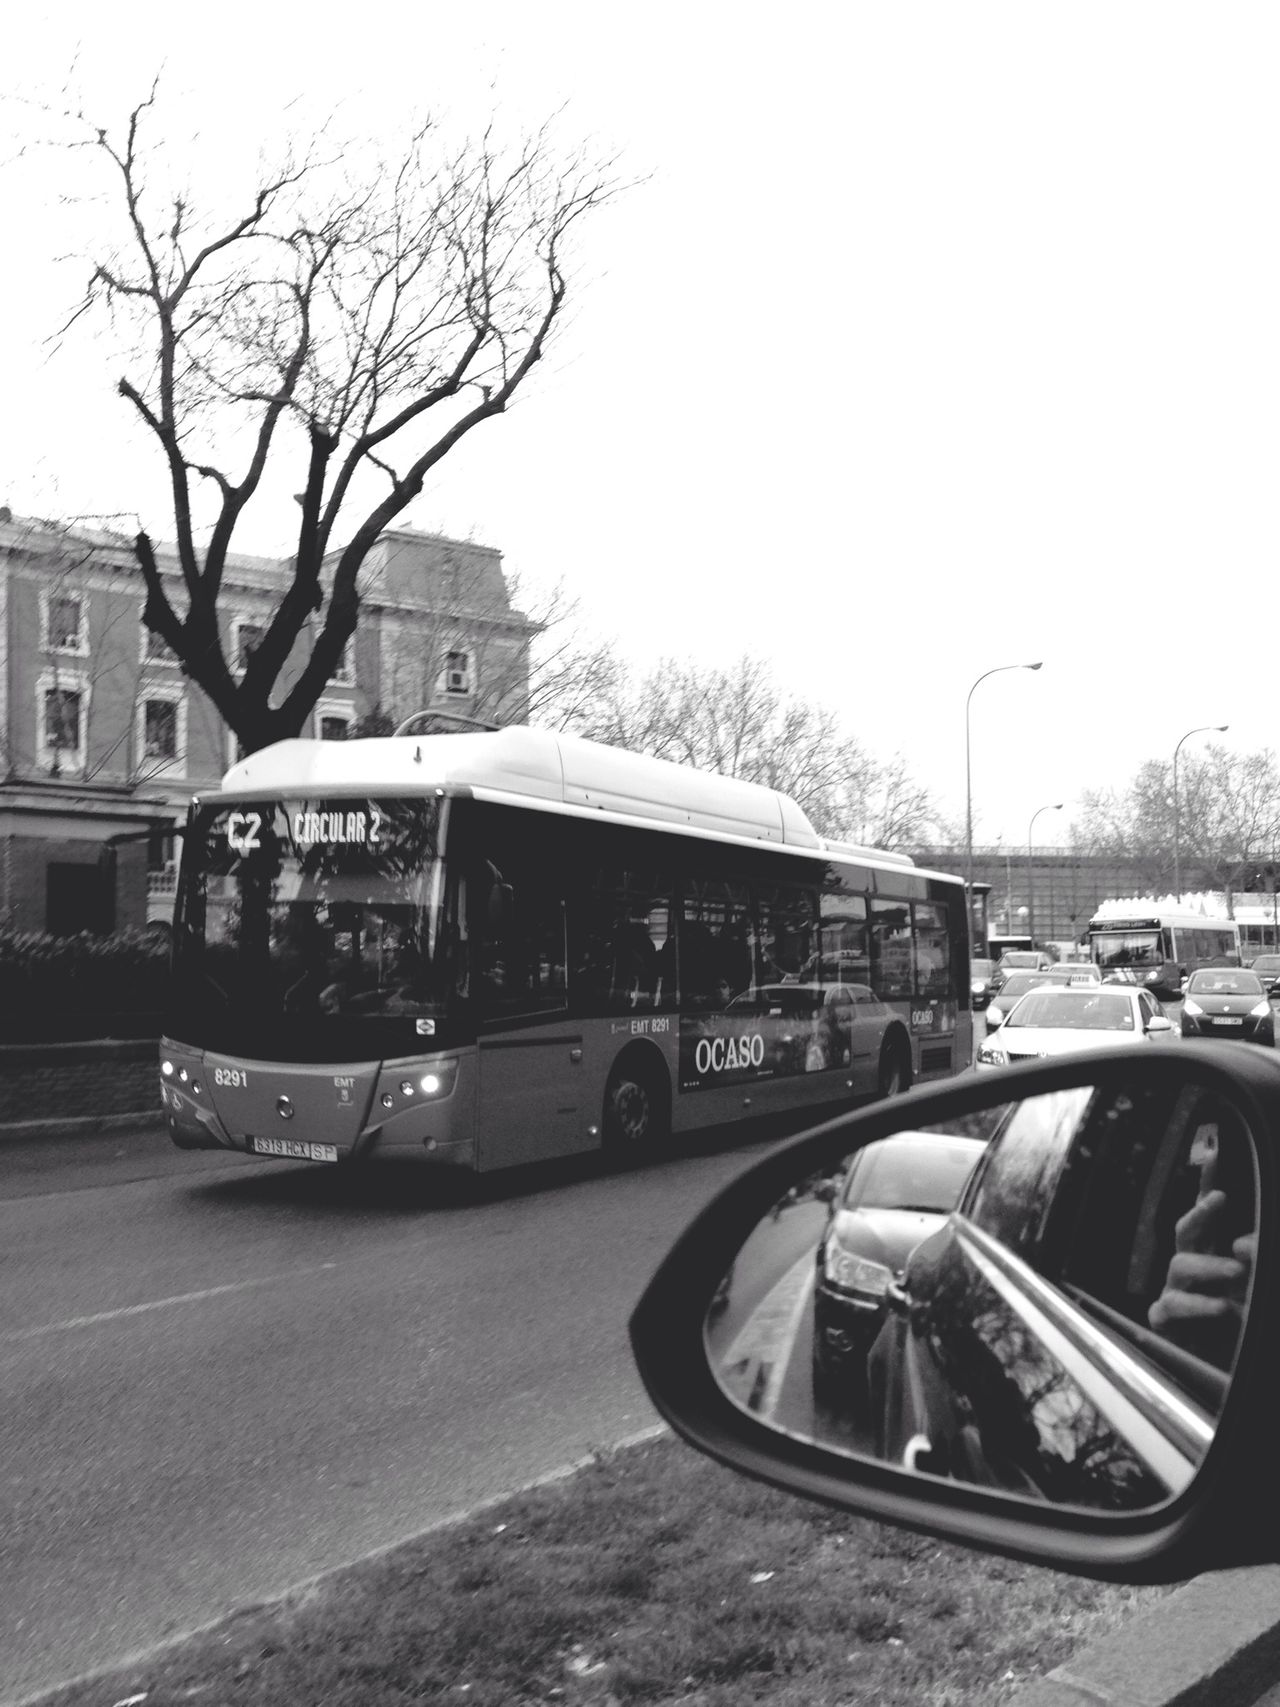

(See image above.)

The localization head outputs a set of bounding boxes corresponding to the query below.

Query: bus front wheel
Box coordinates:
[603,1055,669,1158]
[877,1036,912,1099]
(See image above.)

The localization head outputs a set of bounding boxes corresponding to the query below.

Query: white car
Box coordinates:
[976,983,1175,1068]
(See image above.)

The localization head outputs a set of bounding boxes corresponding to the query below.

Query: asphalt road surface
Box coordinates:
[0,1118,799,1703]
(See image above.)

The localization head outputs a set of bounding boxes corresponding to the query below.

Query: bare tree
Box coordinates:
[1075,744,1280,898]
[66,89,623,753]
[559,653,938,848]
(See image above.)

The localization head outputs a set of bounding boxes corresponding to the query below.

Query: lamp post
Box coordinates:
[1027,802,1063,945]
[965,662,1043,949]
[1173,725,1228,902]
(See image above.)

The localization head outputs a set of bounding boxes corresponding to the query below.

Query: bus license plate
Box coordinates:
[250,1136,339,1162]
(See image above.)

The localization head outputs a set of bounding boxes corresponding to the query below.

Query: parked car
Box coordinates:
[976,983,1174,1068]
[811,1131,987,1410]
[1180,969,1275,1045]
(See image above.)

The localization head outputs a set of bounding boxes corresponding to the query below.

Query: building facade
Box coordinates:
[0,511,538,934]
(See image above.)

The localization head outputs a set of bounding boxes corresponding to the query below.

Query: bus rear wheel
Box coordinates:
[877,1036,912,1099]
[603,1055,669,1159]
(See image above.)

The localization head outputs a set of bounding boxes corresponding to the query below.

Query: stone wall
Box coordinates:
[0,1039,159,1124]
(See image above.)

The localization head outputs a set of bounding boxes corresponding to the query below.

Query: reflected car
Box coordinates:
[812,1131,987,1410]
[970,958,996,1010]
[1246,953,1280,996]
[976,984,1174,1068]
[1180,969,1275,1045]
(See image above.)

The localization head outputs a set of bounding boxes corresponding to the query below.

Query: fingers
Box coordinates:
[1149,1287,1242,1335]
[1162,1250,1248,1299]
[1173,1190,1229,1255]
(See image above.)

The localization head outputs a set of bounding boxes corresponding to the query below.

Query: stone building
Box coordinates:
[0,511,537,935]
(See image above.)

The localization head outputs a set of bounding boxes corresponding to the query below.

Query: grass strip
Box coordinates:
[40,1432,1174,1707]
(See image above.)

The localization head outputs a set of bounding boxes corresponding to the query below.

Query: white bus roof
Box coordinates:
[1089,897,1237,927]
[213,727,938,874]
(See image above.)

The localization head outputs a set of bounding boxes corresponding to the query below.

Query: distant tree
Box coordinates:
[64,88,623,754]
[560,653,938,848]
[1075,744,1280,900]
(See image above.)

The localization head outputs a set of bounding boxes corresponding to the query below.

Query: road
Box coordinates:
[0,1119,796,1704]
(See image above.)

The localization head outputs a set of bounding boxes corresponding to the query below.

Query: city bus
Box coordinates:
[160,727,972,1173]
[1087,904,1240,997]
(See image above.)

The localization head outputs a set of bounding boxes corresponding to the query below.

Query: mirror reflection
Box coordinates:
[706,1077,1258,1512]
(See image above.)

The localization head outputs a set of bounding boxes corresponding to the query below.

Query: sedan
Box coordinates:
[1247,953,1280,995]
[812,1131,986,1411]
[984,969,1056,1027]
[1180,969,1275,1045]
[976,984,1174,1068]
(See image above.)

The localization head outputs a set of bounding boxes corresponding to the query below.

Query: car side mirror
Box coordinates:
[1147,1015,1175,1033]
[631,1049,1280,1582]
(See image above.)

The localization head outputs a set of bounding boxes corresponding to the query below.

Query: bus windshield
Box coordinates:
[1092,930,1161,969]
[172,797,456,1061]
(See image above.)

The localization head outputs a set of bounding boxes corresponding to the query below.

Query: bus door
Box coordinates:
[472,878,586,1169]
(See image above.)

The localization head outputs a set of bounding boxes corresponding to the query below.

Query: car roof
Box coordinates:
[856,1130,988,1158]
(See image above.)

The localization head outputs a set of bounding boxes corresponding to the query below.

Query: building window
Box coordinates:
[144,699,178,760]
[442,648,472,697]
[136,689,187,774]
[142,620,177,663]
[235,620,266,674]
[320,715,349,741]
[42,591,88,656]
[46,687,82,750]
[331,639,355,687]
[37,670,90,771]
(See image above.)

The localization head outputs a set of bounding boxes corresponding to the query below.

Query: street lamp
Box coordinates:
[1173,725,1228,902]
[965,662,1043,947]
[1027,802,1063,945]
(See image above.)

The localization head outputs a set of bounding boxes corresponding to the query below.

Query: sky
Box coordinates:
[3,2,1279,845]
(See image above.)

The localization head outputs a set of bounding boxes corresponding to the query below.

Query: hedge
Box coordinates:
[0,928,171,1041]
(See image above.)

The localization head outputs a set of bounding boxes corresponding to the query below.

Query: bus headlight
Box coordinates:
[419,1061,459,1099]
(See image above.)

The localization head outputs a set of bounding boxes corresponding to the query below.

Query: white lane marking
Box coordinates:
[715,1252,815,1419]
[0,1263,340,1344]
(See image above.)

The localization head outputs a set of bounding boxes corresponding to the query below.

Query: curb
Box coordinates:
[0,1111,166,1145]
[1013,1564,1280,1705]
[3,1423,672,1707]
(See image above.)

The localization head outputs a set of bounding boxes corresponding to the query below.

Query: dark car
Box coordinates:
[970,957,997,1010]
[1180,969,1275,1045]
[1247,953,1280,995]
[812,1131,986,1411]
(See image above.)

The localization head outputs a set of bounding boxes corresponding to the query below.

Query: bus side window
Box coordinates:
[913,901,950,999]
[574,868,674,1014]
[475,860,568,1020]
[754,884,817,985]
[870,898,913,1000]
